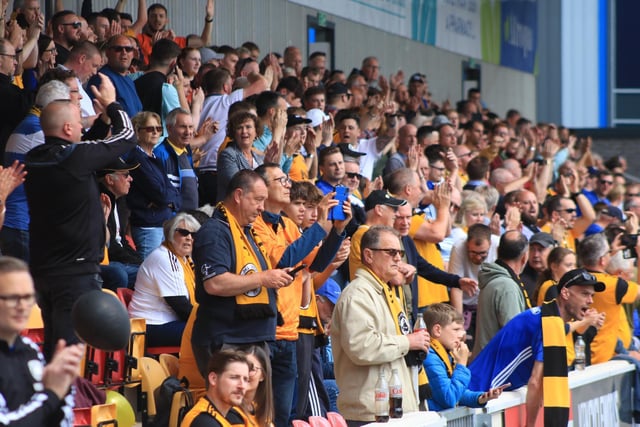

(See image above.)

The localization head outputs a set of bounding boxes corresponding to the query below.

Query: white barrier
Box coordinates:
[437,360,636,426]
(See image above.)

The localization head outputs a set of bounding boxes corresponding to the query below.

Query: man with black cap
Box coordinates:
[283,113,313,181]
[520,232,556,296]
[98,157,141,290]
[325,82,351,115]
[469,268,605,427]
[348,190,408,281]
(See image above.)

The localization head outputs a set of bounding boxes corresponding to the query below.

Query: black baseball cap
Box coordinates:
[364,190,407,212]
[557,268,605,292]
[287,114,312,128]
[97,157,139,177]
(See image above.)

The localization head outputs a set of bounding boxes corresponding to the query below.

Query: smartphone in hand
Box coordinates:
[329,186,349,221]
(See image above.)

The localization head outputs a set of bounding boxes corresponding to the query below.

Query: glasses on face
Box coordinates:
[468,249,489,257]
[345,172,361,179]
[110,45,135,53]
[370,248,405,258]
[271,175,292,187]
[44,47,58,54]
[556,208,576,214]
[62,21,82,29]
[139,126,162,133]
[175,228,195,237]
[626,193,640,198]
[431,165,446,172]
[0,293,36,308]
[0,52,18,61]
[248,364,262,377]
[599,180,613,186]
[111,171,130,178]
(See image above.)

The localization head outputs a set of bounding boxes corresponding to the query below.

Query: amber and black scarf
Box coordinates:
[540,299,569,427]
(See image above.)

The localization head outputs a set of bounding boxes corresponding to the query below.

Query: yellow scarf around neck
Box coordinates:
[217,202,275,320]
[163,242,195,303]
[430,339,454,377]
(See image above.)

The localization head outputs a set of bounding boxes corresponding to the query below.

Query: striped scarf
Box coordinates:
[540,299,569,427]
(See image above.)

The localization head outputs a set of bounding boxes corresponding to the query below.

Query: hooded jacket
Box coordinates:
[473,261,526,355]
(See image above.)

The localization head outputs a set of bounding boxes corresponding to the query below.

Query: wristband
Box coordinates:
[205,17,213,22]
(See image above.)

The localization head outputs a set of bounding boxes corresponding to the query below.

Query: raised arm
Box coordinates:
[199,0,214,46]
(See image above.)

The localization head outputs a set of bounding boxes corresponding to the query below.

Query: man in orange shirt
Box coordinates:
[253,163,349,427]
[136,0,214,64]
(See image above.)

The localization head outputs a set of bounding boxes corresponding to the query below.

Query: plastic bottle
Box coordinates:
[574,335,585,371]
[389,368,403,418]
[374,367,389,422]
[414,313,427,361]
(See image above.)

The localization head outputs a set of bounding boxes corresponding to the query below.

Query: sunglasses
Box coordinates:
[556,208,577,214]
[175,228,195,237]
[61,21,82,29]
[370,248,405,257]
[139,126,162,133]
[110,45,135,53]
[599,180,613,185]
[345,172,361,179]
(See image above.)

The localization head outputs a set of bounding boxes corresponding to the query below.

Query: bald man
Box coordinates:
[25,73,136,360]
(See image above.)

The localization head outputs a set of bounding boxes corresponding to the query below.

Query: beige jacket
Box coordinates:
[331,267,419,422]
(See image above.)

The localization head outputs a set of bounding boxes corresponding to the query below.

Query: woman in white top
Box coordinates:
[128,213,201,347]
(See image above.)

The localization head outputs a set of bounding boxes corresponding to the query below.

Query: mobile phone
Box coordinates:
[329,186,349,221]
[288,264,307,277]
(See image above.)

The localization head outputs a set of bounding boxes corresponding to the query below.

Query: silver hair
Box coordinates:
[35,80,70,108]
[163,212,201,245]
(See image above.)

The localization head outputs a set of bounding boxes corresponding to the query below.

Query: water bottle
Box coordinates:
[389,368,403,418]
[574,335,585,371]
[414,313,427,361]
[374,367,389,422]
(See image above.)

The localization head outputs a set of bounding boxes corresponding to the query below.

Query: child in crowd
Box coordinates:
[423,303,505,410]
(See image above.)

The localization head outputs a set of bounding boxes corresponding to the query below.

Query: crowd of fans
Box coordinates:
[1,0,639,426]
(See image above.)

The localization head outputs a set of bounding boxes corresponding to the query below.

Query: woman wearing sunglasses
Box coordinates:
[127,111,182,260]
[128,212,201,347]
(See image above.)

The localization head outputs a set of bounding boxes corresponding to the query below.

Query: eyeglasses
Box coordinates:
[562,271,596,288]
[626,193,640,198]
[271,175,292,187]
[0,52,18,61]
[139,126,162,133]
[175,228,195,237]
[431,165,446,172]
[599,180,613,185]
[109,45,135,53]
[345,172,361,179]
[556,208,576,214]
[249,364,262,377]
[61,21,82,29]
[468,249,489,257]
[44,47,57,54]
[369,248,405,258]
[0,293,36,308]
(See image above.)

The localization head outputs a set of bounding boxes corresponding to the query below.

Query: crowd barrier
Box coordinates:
[365,360,636,426]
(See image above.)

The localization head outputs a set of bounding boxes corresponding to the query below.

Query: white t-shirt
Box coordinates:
[198,89,245,170]
[356,137,382,180]
[128,245,190,325]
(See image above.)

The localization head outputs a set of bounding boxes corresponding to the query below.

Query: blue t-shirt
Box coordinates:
[468,307,544,391]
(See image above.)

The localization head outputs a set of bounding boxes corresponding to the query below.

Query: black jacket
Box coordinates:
[0,336,74,426]
[25,103,136,276]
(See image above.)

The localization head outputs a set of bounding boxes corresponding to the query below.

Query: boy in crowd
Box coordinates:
[423,303,505,411]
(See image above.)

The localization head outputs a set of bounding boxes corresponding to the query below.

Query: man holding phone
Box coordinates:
[253,163,350,427]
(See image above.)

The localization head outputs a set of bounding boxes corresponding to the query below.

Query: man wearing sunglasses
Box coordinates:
[51,10,81,65]
[583,169,615,206]
[541,195,594,253]
[87,35,143,118]
[332,226,430,425]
